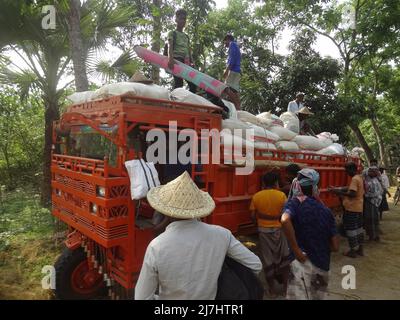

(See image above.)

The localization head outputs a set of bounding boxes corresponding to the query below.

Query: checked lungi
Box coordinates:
[342,211,364,250]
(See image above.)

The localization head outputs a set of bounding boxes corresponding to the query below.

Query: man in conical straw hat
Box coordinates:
[135,171,262,300]
[298,106,315,136]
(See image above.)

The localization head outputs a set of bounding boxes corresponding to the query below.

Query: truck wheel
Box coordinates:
[54,247,106,300]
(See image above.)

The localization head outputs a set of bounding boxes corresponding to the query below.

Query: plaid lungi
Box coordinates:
[286,259,329,300]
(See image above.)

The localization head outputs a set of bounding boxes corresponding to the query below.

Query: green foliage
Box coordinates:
[0,87,44,189]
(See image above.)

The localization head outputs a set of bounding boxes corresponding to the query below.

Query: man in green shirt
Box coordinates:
[167,9,196,93]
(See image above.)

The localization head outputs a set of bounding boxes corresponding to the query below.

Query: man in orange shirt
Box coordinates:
[250,171,291,297]
[329,162,365,257]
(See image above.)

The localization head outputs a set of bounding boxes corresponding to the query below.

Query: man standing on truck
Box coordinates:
[135,171,262,300]
[167,9,196,93]
[281,168,339,300]
[222,34,241,110]
[329,162,365,258]
[250,171,291,298]
[287,92,305,114]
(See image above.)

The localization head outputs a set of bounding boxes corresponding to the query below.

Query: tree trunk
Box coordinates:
[348,122,374,163]
[369,115,389,168]
[151,0,162,84]
[67,0,89,92]
[41,101,59,207]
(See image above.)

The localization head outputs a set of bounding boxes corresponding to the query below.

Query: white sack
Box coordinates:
[237,110,262,126]
[318,143,345,156]
[67,91,97,104]
[95,82,170,100]
[275,141,299,151]
[256,112,284,127]
[170,88,217,107]
[280,111,300,134]
[293,135,325,151]
[317,132,339,148]
[269,125,297,141]
[246,123,280,142]
[222,99,238,119]
[222,119,252,139]
[220,131,254,166]
[125,159,160,200]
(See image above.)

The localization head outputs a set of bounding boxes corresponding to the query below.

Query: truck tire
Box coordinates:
[54,247,106,300]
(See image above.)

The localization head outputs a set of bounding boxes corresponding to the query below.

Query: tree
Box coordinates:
[0,0,134,205]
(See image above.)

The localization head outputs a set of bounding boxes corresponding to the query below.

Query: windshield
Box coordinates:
[66,125,118,167]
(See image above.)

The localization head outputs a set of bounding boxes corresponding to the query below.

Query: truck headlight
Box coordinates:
[97,186,106,197]
[91,203,98,214]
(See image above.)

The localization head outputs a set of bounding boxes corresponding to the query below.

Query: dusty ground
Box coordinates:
[1,189,399,300]
[241,186,400,300]
[326,187,400,300]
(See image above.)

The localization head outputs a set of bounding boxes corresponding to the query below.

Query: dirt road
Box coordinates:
[326,188,400,300]
[242,187,400,300]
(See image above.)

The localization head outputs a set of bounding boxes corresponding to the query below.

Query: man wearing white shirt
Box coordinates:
[135,171,262,300]
[287,92,305,113]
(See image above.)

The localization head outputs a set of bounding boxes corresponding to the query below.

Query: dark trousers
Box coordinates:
[173,57,197,93]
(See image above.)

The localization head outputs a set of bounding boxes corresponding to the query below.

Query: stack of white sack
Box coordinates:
[220,131,254,166]
[245,123,278,156]
[279,111,300,134]
[67,90,98,104]
[317,132,339,148]
[256,111,284,127]
[95,81,170,100]
[170,88,218,109]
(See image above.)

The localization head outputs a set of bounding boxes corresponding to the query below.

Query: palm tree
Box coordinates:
[0,0,136,205]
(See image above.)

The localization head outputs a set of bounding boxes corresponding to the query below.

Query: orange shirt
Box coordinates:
[250,189,287,228]
[342,174,364,213]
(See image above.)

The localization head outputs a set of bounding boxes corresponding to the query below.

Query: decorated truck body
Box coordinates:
[51,94,360,299]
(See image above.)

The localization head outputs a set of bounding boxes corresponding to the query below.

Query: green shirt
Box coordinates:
[168,30,190,60]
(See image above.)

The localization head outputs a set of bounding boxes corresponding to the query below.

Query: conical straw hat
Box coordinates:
[298,106,314,115]
[129,71,154,84]
[147,171,215,219]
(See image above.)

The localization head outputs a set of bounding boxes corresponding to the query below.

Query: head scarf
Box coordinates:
[288,168,320,202]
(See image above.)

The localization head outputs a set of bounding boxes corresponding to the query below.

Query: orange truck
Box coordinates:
[51,94,360,299]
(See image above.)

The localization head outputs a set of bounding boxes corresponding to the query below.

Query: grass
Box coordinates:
[0,186,63,299]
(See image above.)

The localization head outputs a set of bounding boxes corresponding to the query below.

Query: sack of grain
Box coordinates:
[269,125,297,141]
[280,111,300,134]
[222,99,237,119]
[246,123,280,143]
[256,111,284,127]
[237,110,262,126]
[222,119,252,139]
[67,91,97,104]
[293,135,325,151]
[275,141,299,151]
[318,143,345,156]
[317,132,339,148]
[220,131,254,166]
[170,88,217,107]
[95,82,170,100]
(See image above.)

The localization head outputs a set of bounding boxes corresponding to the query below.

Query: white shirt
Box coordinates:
[134,219,262,300]
[381,173,390,190]
[287,100,304,113]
